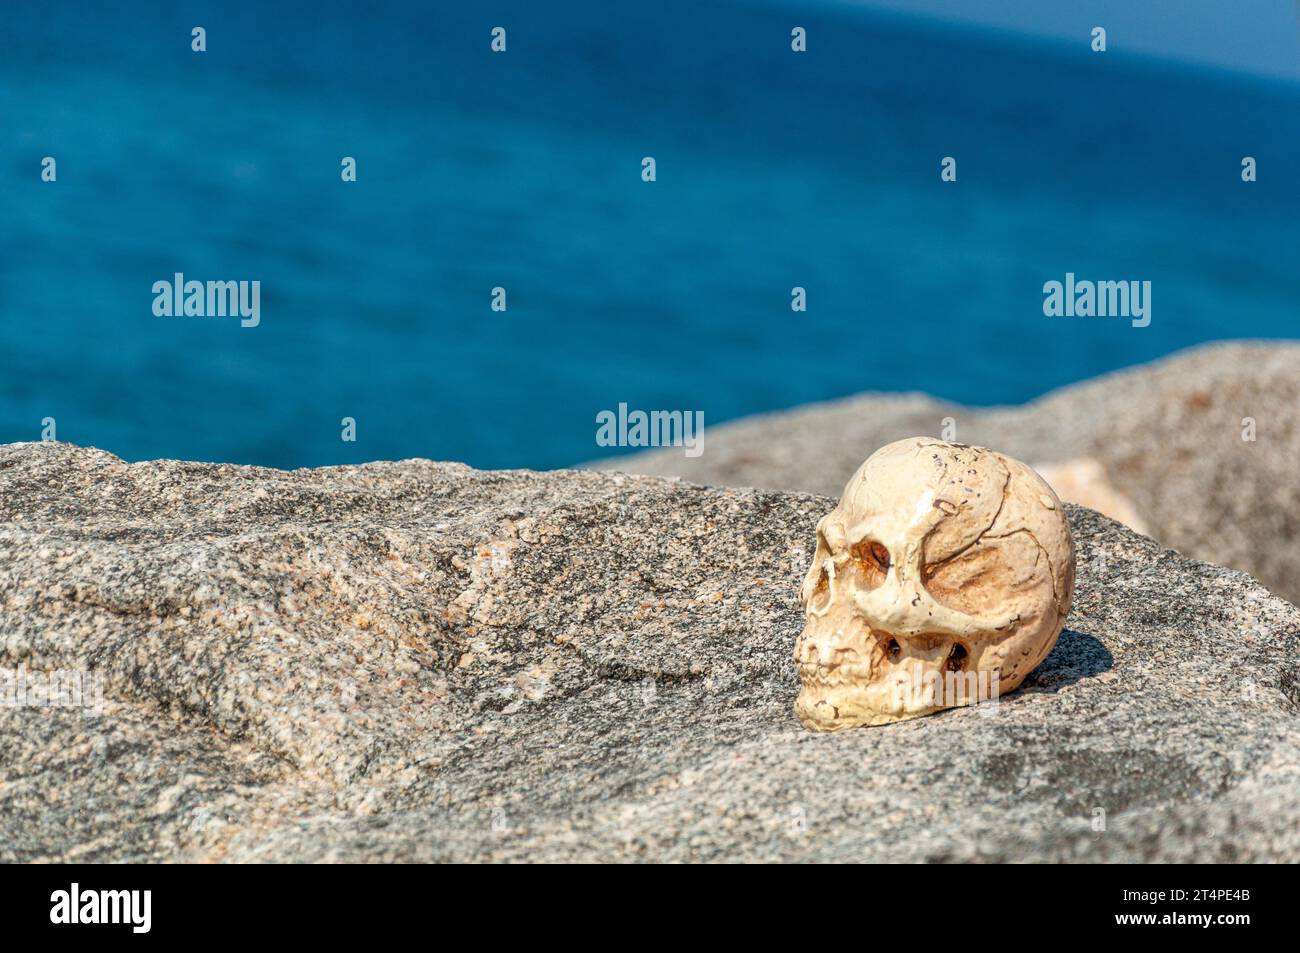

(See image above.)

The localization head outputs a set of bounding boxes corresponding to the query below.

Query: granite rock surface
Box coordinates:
[2,442,1297,862]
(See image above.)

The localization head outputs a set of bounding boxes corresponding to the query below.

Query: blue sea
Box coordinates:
[4,1,1298,470]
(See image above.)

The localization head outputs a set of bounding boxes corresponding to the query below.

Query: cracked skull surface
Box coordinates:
[795,437,1075,731]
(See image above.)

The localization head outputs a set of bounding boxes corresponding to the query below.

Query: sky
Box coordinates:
[846,0,1300,81]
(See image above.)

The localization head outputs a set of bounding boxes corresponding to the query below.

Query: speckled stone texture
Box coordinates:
[595,342,1300,606]
[2,442,1298,862]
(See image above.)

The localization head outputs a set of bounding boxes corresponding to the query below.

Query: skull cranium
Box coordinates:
[794,437,1075,730]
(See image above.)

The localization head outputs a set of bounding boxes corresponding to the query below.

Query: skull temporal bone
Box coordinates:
[794,437,1075,730]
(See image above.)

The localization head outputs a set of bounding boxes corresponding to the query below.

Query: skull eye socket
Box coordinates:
[804,530,835,610]
[809,564,831,609]
[814,568,829,595]
[849,539,891,587]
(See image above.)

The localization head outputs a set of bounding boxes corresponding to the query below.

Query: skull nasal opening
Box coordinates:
[945,642,969,672]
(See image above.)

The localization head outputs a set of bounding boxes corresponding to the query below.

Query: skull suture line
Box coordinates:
[795,438,1075,731]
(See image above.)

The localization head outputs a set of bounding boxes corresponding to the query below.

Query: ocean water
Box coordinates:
[4,0,1298,470]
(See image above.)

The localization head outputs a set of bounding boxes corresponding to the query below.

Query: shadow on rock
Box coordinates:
[1020,628,1114,693]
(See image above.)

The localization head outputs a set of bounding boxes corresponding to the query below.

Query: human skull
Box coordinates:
[795,437,1075,731]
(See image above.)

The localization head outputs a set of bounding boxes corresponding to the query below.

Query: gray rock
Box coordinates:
[1,442,1298,862]
[595,342,1300,606]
